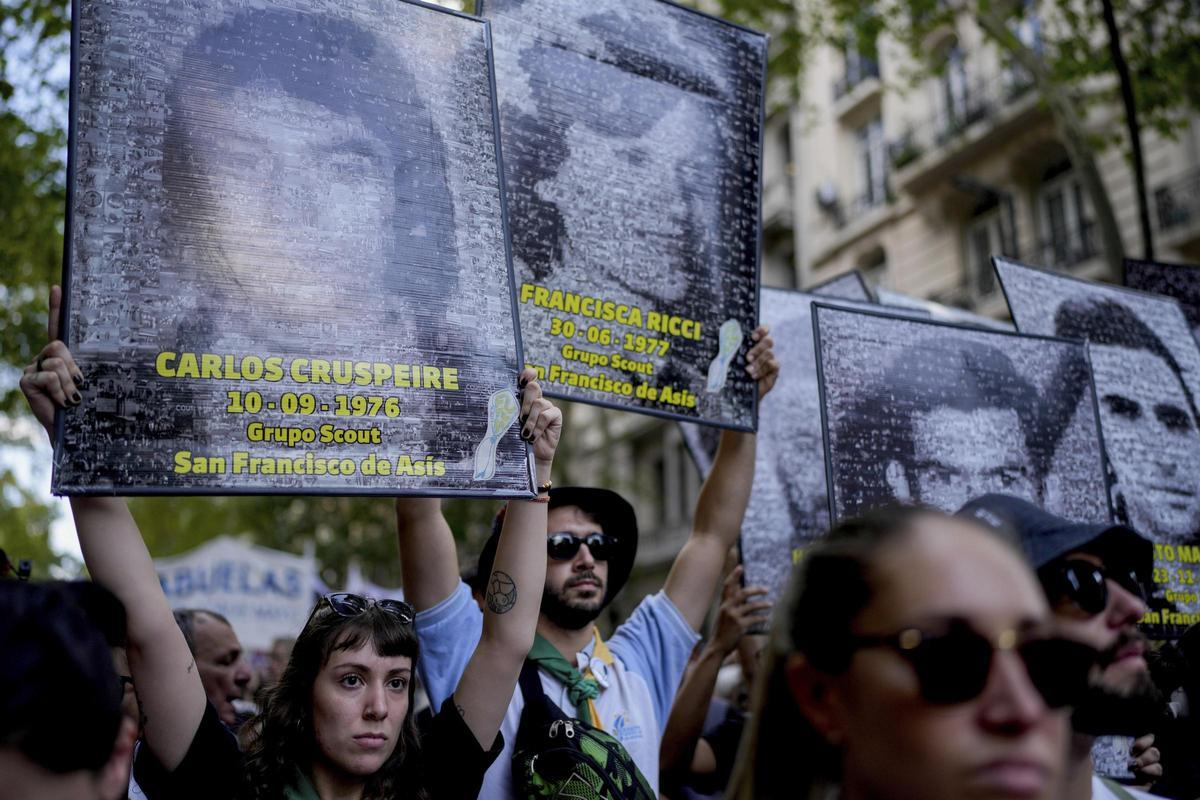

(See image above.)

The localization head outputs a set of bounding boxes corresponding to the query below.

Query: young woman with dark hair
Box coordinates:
[729,505,1099,800]
[22,287,563,800]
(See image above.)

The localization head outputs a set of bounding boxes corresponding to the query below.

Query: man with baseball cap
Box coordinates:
[958,494,1167,800]
[395,331,778,798]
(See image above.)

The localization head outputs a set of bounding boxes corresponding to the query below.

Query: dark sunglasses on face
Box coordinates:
[845,618,1098,707]
[1045,558,1146,617]
[305,592,415,629]
[547,531,613,562]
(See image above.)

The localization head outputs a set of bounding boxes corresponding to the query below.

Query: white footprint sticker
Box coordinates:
[706,319,743,393]
[473,388,520,481]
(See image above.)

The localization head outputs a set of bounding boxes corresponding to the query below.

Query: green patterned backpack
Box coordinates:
[512,660,656,800]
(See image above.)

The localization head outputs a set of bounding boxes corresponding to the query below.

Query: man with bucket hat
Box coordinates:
[959,494,1167,800]
[396,332,778,798]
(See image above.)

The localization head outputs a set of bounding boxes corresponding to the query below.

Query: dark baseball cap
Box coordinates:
[479,486,639,605]
[956,494,1152,580]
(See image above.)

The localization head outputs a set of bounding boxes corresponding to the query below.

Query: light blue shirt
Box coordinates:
[415,582,700,798]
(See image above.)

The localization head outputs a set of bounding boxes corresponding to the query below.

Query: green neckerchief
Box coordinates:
[527,633,601,725]
[284,769,321,800]
[1101,779,1138,800]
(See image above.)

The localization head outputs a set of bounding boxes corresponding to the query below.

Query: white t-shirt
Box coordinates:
[1091,775,1167,800]
[415,582,700,798]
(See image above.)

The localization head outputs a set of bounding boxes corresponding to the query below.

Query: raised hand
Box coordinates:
[709,566,772,657]
[744,324,779,399]
[517,367,562,474]
[19,285,84,436]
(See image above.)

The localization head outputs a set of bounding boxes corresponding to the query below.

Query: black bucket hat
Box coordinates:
[956,494,1153,582]
[477,486,638,606]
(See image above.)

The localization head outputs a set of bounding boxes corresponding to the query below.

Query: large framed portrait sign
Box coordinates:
[57,0,532,496]
[480,0,767,430]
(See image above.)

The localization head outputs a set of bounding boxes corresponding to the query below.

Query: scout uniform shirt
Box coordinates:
[415,583,699,798]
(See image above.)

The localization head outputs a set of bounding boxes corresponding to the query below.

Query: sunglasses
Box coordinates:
[304,592,414,630]
[1045,559,1146,617]
[846,619,1097,707]
[547,532,613,561]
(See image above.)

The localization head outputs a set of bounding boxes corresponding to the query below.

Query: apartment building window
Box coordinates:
[856,117,887,212]
[1036,164,1096,268]
[837,27,880,97]
[1003,1,1042,96]
[964,197,1016,297]
[860,246,888,288]
[940,45,970,132]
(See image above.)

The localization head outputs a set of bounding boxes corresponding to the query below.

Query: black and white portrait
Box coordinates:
[996,257,1200,545]
[809,270,873,303]
[480,0,766,428]
[682,289,872,603]
[815,304,1111,523]
[58,0,530,495]
[1125,258,1200,347]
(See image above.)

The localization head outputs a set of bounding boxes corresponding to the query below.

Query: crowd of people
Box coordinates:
[5,287,1200,800]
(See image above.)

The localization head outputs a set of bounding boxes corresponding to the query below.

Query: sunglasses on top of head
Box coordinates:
[845,618,1098,707]
[547,531,614,562]
[304,592,414,630]
[1044,558,1146,617]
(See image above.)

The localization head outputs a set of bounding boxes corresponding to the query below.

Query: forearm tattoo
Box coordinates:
[486,570,518,614]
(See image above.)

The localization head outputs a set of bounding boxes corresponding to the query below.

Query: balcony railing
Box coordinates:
[890,70,1036,173]
[1035,221,1098,269]
[1154,167,1200,233]
[833,56,881,101]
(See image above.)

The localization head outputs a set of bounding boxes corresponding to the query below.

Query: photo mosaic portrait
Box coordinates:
[58,0,532,496]
[680,290,937,606]
[815,304,1111,526]
[996,257,1200,631]
[1125,258,1200,347]
[808,270,873,303]
[479,0,766,429]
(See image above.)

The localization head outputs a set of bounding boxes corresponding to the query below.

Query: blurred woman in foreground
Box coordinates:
[730,506,1097,800]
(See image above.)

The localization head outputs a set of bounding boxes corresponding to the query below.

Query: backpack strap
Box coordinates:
[518,658,548,706]
[1101,778,1139,800]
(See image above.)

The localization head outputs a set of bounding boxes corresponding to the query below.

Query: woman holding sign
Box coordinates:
[21,287,563,800]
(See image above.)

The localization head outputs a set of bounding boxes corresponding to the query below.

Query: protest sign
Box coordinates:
[155,536,318,651]
[808,270,873,302]
[681,289,838,604]
[814,304,1111,527]
[680,289,936,605]
[342,561,404,601]
[56,0,532,496]
[996,257,1200,633]
[1125,258,1200,346]
[480,0,766,429]
[875,288,1015,331]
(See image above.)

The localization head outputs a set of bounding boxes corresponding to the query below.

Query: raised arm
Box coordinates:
[20,287,206,770]
[665,325,778,630]
[660,567,769,788]
[452,369,560,746]
[393,495,460,612]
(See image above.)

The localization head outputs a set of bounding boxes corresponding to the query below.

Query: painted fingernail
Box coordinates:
[519,375,529,388]
[73,373,85,388]
[521,427,533,440]
[71,391,82,405]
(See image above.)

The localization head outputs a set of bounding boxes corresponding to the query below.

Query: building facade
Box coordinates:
[566,11,1200,609]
